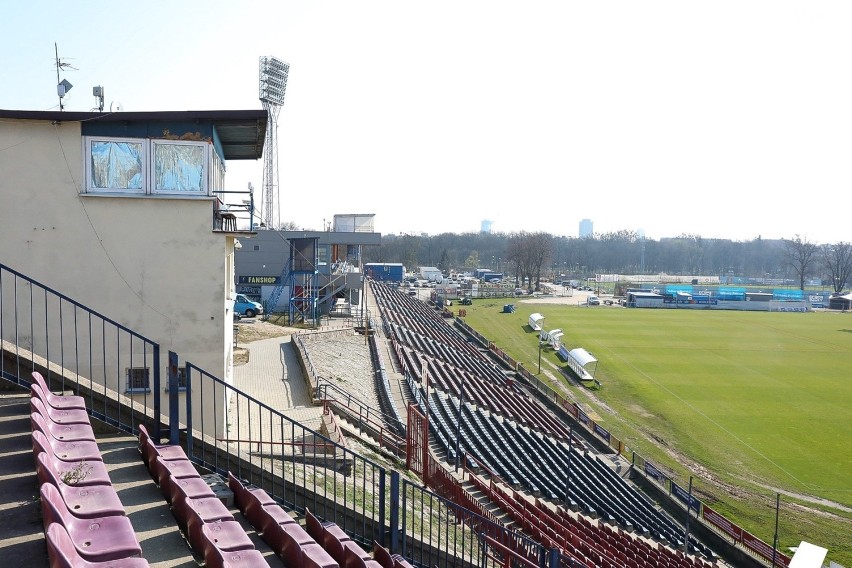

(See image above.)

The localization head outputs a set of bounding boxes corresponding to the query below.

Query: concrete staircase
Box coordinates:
[0,384,285,567]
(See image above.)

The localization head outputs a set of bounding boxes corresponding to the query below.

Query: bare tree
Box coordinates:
[782,235,819,291]
[823,242,852,293]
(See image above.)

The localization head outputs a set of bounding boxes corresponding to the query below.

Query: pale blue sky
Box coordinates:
[2,1,850,243]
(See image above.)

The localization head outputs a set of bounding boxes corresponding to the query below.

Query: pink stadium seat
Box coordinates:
[165,474,217,507]
[32,428,102,463]
[137,424,187,468]
[203,546,270,568]
[149,455,201,496]
[342,540,383,568]
[301,542,340,568]
[227,472,277,534]
[36,452,126,519]
[31,386,91,424]
[200,519,256,555]
[36,446,114,487]
[45,522,151,568]
[40,483,142,562]
[31,372,86,410]
[32,411,96,443]
[372,543,395,568]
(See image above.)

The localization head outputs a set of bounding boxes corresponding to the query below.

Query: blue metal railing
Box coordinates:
[0,262,163,438]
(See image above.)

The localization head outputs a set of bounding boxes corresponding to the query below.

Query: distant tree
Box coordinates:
[464,251,480,268]
[782,235,819,291]
[278,220,300,230]
[822,242,852,293]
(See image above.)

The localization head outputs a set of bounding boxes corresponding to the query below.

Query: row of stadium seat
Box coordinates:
[30,371,149,567]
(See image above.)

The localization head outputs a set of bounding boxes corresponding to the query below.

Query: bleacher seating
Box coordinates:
[30,372,148,567]
[370,282,722,562]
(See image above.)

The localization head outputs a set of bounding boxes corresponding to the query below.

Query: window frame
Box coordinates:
[83,136,213,197]
[125,367,151,394]
[84,136,147,194]
[150,139,210,196]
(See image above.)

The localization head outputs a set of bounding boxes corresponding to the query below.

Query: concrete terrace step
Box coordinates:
[0,389,285,568]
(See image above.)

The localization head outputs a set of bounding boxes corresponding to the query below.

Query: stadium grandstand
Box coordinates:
[1,260,799,567]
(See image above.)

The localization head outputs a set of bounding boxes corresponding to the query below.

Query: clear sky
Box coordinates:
[2,2,850,243]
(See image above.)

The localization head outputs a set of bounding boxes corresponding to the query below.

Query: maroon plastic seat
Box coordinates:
[36,446,115,487]
[45,523,151,568]
[37,452,126,519]
[137,424,187,468]
[32,428,102,463]
[41,483,142,562]
[201,519,256,554]
[149,455,201,494]
[203,545,270,568]
[31,388,92,424]
[274,521,324,567]
[372,542,395,568]
[165,475,217,506]
[374,543,414,568]
[301,542,340,568]
[227,472,276,533]
[31,372,86,410]
[172,487,234,553]
[342,541,383,568]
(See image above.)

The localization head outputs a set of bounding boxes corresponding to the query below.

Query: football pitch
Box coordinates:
[460,302,852,558]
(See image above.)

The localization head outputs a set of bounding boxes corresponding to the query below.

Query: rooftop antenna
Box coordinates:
[54,43,77,111]
[92,86,104,112]
[258,56,289,230]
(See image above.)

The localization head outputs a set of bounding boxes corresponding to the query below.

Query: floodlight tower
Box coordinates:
[258,56,289,230]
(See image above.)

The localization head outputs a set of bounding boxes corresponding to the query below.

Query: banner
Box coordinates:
[671,480,701,514]
[576,407,590,426]
[644,461,667,485]
[593,422,611,443]
[702,504,743,542]
[742,530,791,567]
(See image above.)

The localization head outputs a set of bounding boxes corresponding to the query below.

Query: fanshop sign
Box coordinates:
[238,276,280,285]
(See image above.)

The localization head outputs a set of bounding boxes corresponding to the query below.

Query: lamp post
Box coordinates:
[538,338,542,374]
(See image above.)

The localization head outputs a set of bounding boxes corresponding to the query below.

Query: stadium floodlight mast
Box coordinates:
[258,56,289,230]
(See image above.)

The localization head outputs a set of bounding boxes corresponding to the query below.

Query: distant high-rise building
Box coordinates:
[481,219,494,234]
[579,219,593,238]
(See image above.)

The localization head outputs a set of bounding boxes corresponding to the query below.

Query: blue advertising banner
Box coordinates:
[671,480,701,513]
[593,422,611,443]
[644,461,667,485]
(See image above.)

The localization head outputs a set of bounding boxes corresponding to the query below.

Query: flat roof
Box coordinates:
[0,109,267,160]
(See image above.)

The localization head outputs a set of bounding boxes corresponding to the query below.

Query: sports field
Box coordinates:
[461,302,852,561]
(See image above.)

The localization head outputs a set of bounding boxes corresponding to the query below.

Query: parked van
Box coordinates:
[234,294,263,318]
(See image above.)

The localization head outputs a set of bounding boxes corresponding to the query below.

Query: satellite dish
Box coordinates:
[110,101,124,112]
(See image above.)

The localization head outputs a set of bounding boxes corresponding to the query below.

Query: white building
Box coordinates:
[0,108,267,435]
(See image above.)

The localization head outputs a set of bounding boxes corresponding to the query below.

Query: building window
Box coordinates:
[126,367,151,393]
[152,140,207,195]
[165,367,188,392]
[87,138,146,193]
[84,136,212,196]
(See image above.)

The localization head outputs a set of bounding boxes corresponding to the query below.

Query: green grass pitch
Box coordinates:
[460,302,852,561]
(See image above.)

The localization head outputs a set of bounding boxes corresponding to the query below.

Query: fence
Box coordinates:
[0,262,162,437]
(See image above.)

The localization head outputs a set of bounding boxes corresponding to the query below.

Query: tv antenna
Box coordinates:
[54,42,77,111]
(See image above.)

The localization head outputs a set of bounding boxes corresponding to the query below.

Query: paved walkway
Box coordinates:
[231,335,325,456]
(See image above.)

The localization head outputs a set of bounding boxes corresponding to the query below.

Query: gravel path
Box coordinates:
[298,331,381,411]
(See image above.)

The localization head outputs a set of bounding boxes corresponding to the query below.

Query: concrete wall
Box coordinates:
[0,118,233,435]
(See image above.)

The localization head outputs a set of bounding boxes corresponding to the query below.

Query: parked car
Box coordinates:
[587,295,601,306]
[234,294,263,318]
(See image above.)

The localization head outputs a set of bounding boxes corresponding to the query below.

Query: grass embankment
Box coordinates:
[461,302,852,564]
